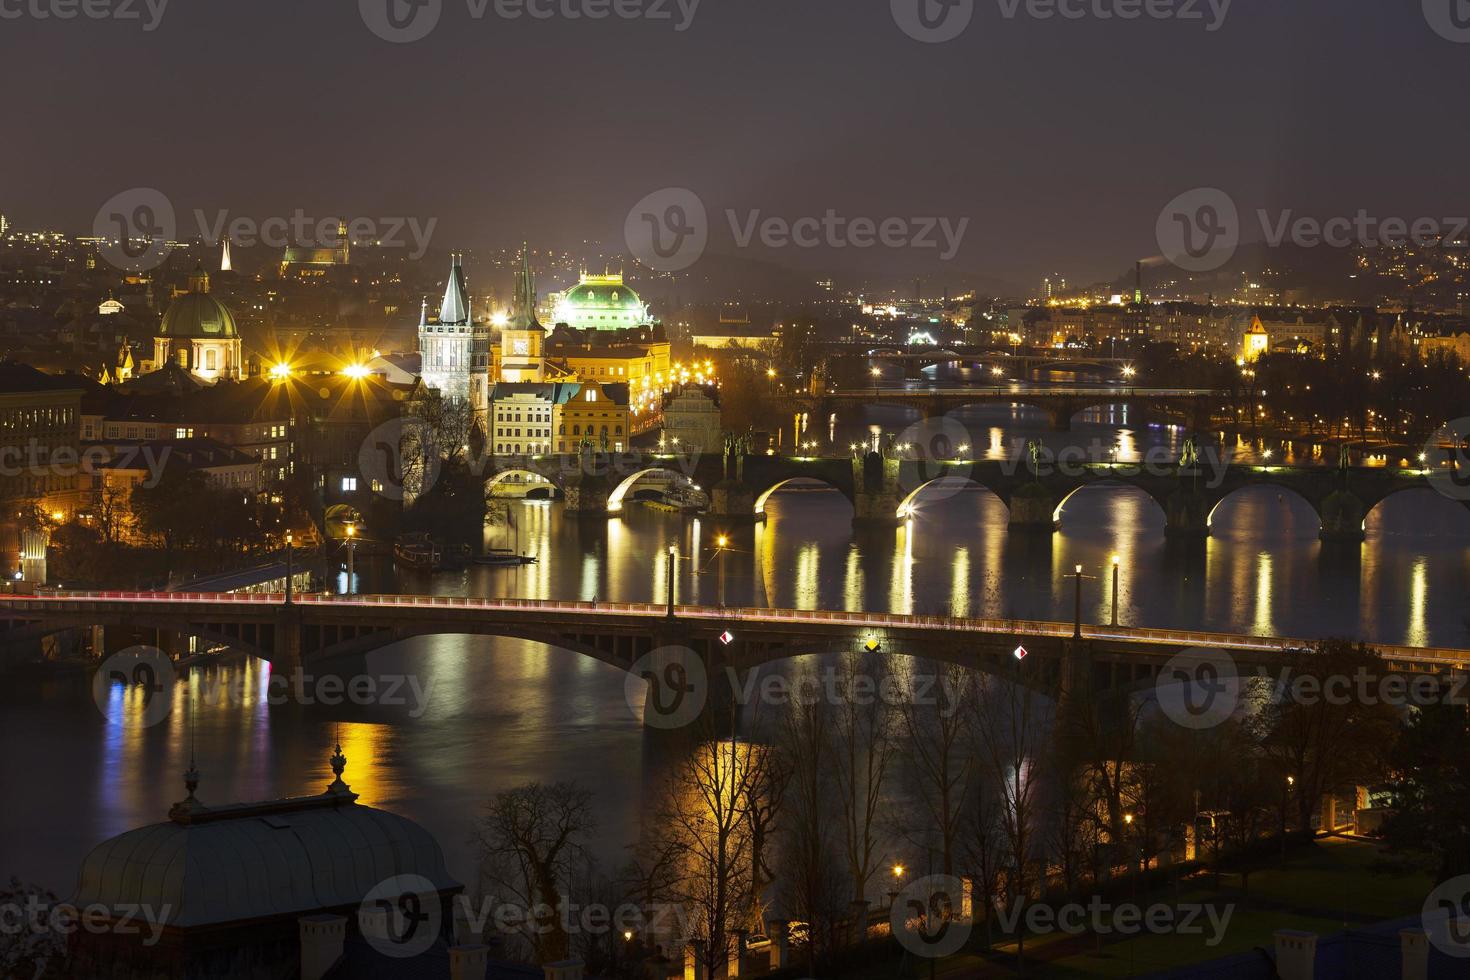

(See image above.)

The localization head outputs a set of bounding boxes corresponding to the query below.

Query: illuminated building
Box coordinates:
[555,381,629,453]
[417,254,490,413]
[489,382,569,455]
[151,266,242,383]
[279,220,351,278]
[550,269,650,331]
[1241,318,1270,363]
[0,365,82,574]
[661,387,721,453]
[220,237,232,272]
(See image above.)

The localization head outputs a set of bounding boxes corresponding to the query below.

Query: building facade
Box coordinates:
[417,254,490,414]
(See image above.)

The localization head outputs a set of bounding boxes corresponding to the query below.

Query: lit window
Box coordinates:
[341,477,358,492]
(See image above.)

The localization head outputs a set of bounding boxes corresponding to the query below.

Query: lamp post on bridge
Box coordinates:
[285,531,293,605]
[1110,554,1120,627]
[1073,563,1083,638]
[344,523,357,596]
[666,545,677,618]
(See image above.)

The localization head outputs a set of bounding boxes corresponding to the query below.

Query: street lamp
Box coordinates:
[714,534,729,607]
[344,523,357,596]
[1072,563,1084,639]
[1110,555,1120,627]
[284,530,294,604]
[665,545,677,617]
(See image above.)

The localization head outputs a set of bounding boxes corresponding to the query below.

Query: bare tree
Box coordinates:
[775,688,842,971]
[894,658,975,877]
[471,781,596,964]
[971,671,1046,969]
[830,651,896,906]
[653,730,774,980]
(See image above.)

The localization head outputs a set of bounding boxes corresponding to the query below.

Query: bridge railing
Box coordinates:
[2,592,1465,665]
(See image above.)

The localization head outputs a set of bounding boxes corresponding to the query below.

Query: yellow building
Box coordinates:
[554,381,630,454]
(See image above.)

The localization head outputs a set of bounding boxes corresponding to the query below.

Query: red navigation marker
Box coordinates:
[719,630,735,645]
[1013,645,1028,661]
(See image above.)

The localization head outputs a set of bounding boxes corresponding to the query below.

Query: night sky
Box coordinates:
[3,0,1467,288]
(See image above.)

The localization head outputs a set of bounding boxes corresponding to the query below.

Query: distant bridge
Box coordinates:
[2,593,1464,724]
[796,385,1224,431]
[476,449,1446,541]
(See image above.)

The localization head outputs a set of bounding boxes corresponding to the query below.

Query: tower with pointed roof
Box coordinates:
[418,253,490,412]
[500,244,545,382]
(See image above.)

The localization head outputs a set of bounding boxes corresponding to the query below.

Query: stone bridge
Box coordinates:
[479,449,1446,542]
[796,385,1223,431]
[3,594,1465,727]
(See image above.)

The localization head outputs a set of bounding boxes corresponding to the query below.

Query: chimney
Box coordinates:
[1273,929,1317,980]
[543,957,585,980]
[449,944,489,980]
[1400,928,1429,980]
[299,914,346,980]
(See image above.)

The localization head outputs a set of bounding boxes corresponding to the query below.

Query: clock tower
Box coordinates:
[500,244,545,382]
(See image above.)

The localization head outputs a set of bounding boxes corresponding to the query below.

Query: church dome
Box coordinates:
[555,271,649,331]
[160,292,238,339]
[159,266,238,339]
[563,279,643,312]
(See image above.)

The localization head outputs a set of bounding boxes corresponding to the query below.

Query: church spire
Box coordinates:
[220,238,232,273]
[439,252,469,325]
[509,243,541,331]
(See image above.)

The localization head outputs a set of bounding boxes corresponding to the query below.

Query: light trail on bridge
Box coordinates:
[5,591,1466,668]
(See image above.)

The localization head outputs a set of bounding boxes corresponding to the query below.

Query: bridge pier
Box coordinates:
[1008,483,1057,531]
[1164,489,1210,540]
[1318,489,1366,543]
[852,453,904,528]
[563,466,610,516]
[709,480,759,523]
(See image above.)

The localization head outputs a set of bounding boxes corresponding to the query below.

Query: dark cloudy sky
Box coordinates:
[3,0,1467,287]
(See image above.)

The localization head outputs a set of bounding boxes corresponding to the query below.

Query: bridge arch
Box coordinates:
[1362,485,1470,535]
[607,467,691,513]
[1206,483,1322,534]
[1050,480,1168,528]
[754,477,851,518]
[486,468,560,497]
[895,476,1008,520]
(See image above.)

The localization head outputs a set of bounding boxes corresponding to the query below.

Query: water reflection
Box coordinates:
[8,442,1470,904]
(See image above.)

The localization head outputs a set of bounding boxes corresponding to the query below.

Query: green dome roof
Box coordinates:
[160,291,238,339]
[563,280,644,311]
